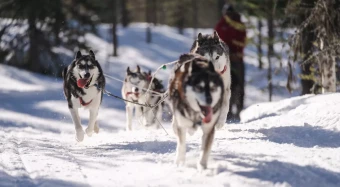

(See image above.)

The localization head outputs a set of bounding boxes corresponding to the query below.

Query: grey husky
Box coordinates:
[122,66,164,131]
[62,50,105,142]
[169,53,224,170]
[190,31,231,128]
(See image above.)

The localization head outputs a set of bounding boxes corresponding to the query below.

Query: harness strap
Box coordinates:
[126,92,139,98]
[79,97,92,106]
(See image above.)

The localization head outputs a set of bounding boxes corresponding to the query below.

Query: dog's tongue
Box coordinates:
[201,106,212,123]
[77,79,89,88]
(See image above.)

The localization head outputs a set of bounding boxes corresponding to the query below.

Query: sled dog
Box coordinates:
[190,31,231,128]
[122,66,164,130]
[169,53,224,170]
[62,50,105,142]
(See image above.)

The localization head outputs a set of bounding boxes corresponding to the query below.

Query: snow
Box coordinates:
[1,24,340,186]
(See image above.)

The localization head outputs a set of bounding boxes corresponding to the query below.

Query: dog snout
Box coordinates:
[133,87,139,93]
[84,72,90,79]
[206,95,212,105]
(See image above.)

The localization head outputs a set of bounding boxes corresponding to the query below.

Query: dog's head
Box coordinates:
[72,50,99,89]
[181,54,224,123]
[192,31,229,73]
[125,65,148,99]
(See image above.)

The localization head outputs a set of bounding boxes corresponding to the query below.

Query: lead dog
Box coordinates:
[169,53,224,170]
[190,31,231,128]
[62,50,105,142]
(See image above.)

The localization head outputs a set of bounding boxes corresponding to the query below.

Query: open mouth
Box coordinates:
[77,76,92,88]
[199,105,212,123]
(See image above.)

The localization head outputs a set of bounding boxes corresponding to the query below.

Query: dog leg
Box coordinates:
[155,106,162,129]
[126,105,133,131]
[135,106,144,126]
[69,108,84,142]
[85,108,98,137]
[175,126,187,166]
[198,126,215,171]
[94,121,99,134]
[215,90,231,129]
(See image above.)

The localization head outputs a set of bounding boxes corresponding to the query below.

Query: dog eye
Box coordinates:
[78,64,84,69]
[194,85,204,92]
[210,85,217,92]
[215,56,220,60]
[88,65,94,69]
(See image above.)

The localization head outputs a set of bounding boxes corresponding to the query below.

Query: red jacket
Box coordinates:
[215,15,246,58]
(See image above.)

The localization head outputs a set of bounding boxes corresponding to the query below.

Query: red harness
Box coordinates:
[126,92,139,98]
[79,97,92,106]
[220,65,227,74]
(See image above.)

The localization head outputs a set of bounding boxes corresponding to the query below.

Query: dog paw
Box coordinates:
[197,162,207,172]
[85,127,94,137]
[215,123,224,130]
[75,130,85,142]
[175,158,185,167]
[94,123,99,134]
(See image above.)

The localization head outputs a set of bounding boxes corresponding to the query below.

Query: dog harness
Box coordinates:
[79,97,92,106]
[125,92,139,98]
[220,65,227,74]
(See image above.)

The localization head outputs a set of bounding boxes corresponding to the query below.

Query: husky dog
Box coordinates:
[122,66,164,130]
[190,31,231,128]
[169,53,224,170]
[62,50,105,142]
[143,71,165,129]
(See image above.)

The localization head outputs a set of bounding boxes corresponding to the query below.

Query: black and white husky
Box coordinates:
[62,50,105,142]
[190,31,231,129]
[169,53,224,170]
[122,66,164,131]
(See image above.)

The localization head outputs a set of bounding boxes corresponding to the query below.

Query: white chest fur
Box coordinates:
[71,86,101,109]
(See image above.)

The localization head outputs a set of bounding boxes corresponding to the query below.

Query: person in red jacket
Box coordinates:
[215,4,246,122]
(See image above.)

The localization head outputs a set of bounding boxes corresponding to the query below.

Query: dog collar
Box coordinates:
[126,92,139,98]
[220,65,227,74]
[79,97,92,106]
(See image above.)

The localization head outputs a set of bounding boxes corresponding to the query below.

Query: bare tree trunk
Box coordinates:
[120,0,129,27]
[257,20,263,69]
[28,10,40,72]
[192,0,198,39]
[177,0,185,35]
[152,0,157,25]
[112,0,118,56]
[319,54,336,93]
[267,0,275,102]
[301,26,315,95]
[146,0,152,43]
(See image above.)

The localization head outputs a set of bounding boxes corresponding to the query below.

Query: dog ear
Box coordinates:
[89,50,95,60]
[127,67,131,74]
[213,31,219,39]
[197,33,203,40]
[213,31,220,43]
[136,65,141,73]
[179,53,194,63]
[191,60,204,73]
[75,51,82,59]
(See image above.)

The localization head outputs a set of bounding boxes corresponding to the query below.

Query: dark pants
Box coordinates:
[227,60,245,122]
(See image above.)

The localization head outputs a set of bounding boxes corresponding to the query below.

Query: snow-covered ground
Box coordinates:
[2,24,339,187]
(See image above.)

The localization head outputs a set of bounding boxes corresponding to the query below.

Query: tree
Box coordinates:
[288,0,340,93]
[0,0,98,76]
[146,0,152,43]
[112,0,118,56]
[267,0,275,101]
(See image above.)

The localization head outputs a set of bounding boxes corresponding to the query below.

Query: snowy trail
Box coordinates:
[1,24,340,186]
